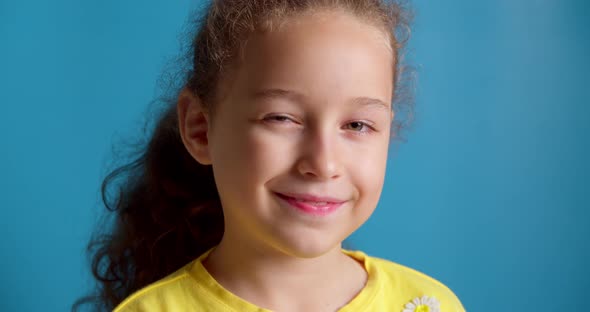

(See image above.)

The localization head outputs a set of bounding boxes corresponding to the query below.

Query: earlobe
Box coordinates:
[177,88,212,165]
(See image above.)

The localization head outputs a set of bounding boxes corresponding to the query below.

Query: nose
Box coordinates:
[296,126,342,180]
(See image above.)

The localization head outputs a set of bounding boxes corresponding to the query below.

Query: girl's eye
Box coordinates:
[262,116,374,133]
[263,115,295,123]
[344,121,373,133]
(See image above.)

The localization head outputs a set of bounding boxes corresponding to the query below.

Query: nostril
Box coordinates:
[295,147,341,179]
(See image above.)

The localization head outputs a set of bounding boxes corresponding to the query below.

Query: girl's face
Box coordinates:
[204,11,394,258]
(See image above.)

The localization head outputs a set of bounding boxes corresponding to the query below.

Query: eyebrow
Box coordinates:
[251,88,391,110]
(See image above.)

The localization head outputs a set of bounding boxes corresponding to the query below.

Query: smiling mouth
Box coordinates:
[274,192,346,216]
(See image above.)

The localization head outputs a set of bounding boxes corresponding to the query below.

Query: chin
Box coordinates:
[269,232,345,259]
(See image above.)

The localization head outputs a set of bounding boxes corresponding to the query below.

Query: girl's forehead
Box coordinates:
[256,10,393,55]
[226,11,394,105]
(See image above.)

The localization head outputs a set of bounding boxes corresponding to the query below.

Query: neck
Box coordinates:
[202,233,367,311]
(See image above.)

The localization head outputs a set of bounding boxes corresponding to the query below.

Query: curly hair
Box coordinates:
[74,0,413,310]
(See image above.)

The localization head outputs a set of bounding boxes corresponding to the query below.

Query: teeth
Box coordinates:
[295,199,329,205]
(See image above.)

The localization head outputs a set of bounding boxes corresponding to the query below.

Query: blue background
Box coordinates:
[1,0,588,311]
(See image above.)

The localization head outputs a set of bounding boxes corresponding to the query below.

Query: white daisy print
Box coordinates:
[402,296,440,312]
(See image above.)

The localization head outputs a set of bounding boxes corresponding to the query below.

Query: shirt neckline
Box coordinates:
[187,247,382,311]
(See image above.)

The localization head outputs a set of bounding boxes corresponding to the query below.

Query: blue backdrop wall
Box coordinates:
[1,0,588,311]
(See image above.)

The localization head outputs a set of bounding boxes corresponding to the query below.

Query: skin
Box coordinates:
[178,9,394,312]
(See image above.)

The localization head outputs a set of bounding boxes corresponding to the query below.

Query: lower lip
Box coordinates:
[275,193,345,216]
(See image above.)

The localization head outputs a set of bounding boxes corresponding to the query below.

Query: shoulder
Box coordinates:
[113,262,202,312]
[350,250,466,312]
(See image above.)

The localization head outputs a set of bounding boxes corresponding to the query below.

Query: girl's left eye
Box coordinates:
[344,121,374,133]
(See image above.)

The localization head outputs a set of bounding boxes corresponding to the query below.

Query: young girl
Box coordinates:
[80,0,465,311]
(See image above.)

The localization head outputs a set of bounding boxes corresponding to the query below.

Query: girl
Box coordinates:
[79,0,465,311]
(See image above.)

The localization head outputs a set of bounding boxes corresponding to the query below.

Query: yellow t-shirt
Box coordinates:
[114,248,465,312]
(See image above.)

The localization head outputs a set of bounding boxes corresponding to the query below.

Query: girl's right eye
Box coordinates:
[263,115,295,123]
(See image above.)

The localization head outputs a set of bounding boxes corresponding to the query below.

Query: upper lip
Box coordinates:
[275,192,347,203]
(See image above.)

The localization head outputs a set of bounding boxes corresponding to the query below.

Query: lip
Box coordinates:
[274,192,346,216]
[276,192,346,203]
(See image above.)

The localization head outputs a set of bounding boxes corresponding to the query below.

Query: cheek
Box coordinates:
[244,129,298,178]
[349,140,389,205]
[212,125,295,189]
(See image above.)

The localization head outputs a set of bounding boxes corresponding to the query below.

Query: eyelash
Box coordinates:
[343,121,374,134]
[264,115,294,123]
[262,115,376,135]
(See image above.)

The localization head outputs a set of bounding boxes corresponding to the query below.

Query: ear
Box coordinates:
[177,88,212,165]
